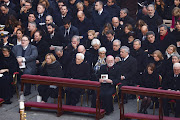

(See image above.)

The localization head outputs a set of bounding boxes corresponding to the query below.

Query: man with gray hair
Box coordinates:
[119,46,137,86]
[142,4,163,33]
[162,63,180,117]
[55,47,71,77]
[158,24,176,53]
[66,35,80,62]
[131,39,148,84]
[107,39,121,62]
[119,8,135,27]
[144,31,159,56]
[117,46,137,102]
[66,52,90,106]
[27,22,37,39]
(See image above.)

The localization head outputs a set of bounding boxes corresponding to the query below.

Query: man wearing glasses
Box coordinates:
[12,35,38,96]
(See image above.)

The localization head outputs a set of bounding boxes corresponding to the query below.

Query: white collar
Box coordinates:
[124,55,129,61]
[4,42,8,46]
[23,45,28,50]
[5,1,10,6]
[98,9,103,15]
[110,37,114,42]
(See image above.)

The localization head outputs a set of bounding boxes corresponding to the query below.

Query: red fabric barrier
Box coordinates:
[124,113,180,120]
[21,74,100,86]
[25,102,105,114]
[0,98,4,104]
[121,86,180,97]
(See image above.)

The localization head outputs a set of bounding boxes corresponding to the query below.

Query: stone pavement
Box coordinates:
[0,85,162,120]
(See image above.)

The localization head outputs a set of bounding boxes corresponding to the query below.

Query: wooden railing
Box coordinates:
[21,74,105,120]
[120,86,180,120]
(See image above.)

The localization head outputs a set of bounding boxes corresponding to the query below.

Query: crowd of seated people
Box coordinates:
[0,0,180,117]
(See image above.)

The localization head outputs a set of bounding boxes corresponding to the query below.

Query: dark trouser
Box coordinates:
[175,100,180,118]
[163,98,180,117]
[91,84,115,113]
[38,85,59,102]
[66,88,83,106]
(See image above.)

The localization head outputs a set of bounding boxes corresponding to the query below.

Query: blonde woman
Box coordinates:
[165,44,178,59]
[38,53,64,102]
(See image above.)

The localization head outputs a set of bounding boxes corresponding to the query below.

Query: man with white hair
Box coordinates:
[66,53,90,106]
[162,63,180,117]
[91,55,120,115]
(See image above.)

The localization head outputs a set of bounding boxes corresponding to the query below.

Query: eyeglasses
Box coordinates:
[99,53,106,55]
[21,39,29,42]
[113,45,119,47]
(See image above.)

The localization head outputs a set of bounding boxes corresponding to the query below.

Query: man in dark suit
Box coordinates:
[59,18,79,47]
[54,47,72,77]
[118,46,137,101]
[0,4,17,24]
[66,53,90,106]
[111,17,123,40]
[54,5,72,27]
[20,1,34,24]
[74,11,93,45]
[104,30,115,52]
[45,23,64,51]
[158,24,176,54]
[12,35,38,96]
[36,3,47,27]
[118,0,138,20]
[131,39,148,84]
[3,0,16,11]
[118,46,137,86]
[32,30,50,66]
[162,63,180,118]
[39,15,54,35]
[119,8,135,27]
[77,45,92,65]
[92,1,111,32]
[142,4,163,34]
[104,0,120,19]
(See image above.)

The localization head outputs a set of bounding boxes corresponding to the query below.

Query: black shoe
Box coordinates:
[123,99,128,104]
[3,100,12,104]
[150,104,154,109]
[138,110,143,113]
[143,110,148,114]
[105,110,113,115]
[24,92,31,96]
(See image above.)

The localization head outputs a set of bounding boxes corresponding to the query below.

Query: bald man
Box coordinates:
[39,15,54,35]
[77,45,92,65]
[137,26,148,43]
[112,17,123,39]
[91,55,120,115]
[74,11,93,45]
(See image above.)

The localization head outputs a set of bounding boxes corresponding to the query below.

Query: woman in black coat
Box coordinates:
[38,53,64,102]
[138,63,160,114]
[152,50,166,78]
[0,46,19,104]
